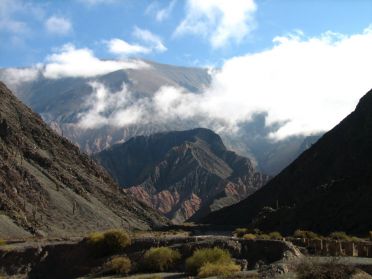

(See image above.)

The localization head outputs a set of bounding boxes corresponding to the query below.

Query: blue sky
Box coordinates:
[1,0,371,68]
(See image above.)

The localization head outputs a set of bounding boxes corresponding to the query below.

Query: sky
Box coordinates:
[1,0,372,139]
[1,0,371,68]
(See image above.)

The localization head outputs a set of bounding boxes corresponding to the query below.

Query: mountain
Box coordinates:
[0,60,212,154]
[94,128,269,223]
[0,82,168,239]
[202,88,372,235]
[0,61,320,175]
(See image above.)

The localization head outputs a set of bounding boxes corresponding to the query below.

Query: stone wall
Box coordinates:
[289,237,372,257]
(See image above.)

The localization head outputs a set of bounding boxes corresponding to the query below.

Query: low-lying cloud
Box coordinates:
[1,44,150,82]
[0,67,40,87]
[77,26,372,139]
[43,44,150,78]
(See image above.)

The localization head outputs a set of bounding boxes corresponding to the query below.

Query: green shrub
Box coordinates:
[185,247,233,275]
[295,258,355,279]
[268,231,283,240]
[105,256,131,275]
[0,239,5,246]
[198,262,240,278]
[243,233,256,240]
[234,228,248,237]
[87,229,131,255]
[350,236,362,242]
[257,234,270,240]
[294,229,320,239]
[142,247,181,272]
[329,231,352,241]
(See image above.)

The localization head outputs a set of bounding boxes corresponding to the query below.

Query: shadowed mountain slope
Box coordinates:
[95,128,269,223]
[202,88,372,235]
[0,82,168,239]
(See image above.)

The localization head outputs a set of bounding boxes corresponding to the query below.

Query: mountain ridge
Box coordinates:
[202,88,372,235]
[94,128,270,223]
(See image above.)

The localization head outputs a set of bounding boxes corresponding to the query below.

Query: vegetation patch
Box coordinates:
[86,229,131,255]
[295,258,356,279]
[104,256,131,275]
[142,247,181,272]
[185,247,239,276]
[0,239,5,246]
[267,231,283,240]
[242,231,282,240]
[234,228,249,237]
[243,233,257,240]
[329,231,353,241]
[198,262,240,278]
[294,229,321,239]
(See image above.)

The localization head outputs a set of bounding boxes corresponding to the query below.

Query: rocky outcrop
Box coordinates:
[0,82,168,239]
[95,128,269,223]
[203,88,372,235]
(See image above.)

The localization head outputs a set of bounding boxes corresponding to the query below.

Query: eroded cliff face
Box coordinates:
[95,128,269,223]
[0,82,168,239]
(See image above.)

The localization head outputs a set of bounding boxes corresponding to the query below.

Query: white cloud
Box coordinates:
[174,0,257,48]
[0,67,41,88]
[146,0,177,22]
[78,82,146,128]
[77,0,116,6]
[107,27,167,57]
[78,26,372,140]
[133,26,167,53]
[0,18,28,34]
[106,38,151,57]
[204,26,372,139]
[0,0,32,35]
[45,16,72,35]
[43,44,150,79]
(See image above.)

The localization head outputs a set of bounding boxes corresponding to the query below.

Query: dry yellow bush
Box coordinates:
[198,262,240,278]
[105,256,131,275]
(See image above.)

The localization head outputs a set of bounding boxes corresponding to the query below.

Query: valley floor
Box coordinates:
[1,232,372,279]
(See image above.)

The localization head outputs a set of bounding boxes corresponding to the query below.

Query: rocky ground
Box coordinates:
[0,234,299,278]
[1,233,372,278]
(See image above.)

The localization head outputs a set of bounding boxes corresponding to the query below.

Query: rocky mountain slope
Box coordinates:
[202,88,372,235]
[95,128,269,223]
[0,61,320,175]
[0,82,168,239]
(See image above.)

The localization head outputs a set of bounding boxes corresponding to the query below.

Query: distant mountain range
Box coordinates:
[0,60,321,175]
[0,82,168,239]
[203,88,372,235]
[95,128,269,223]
